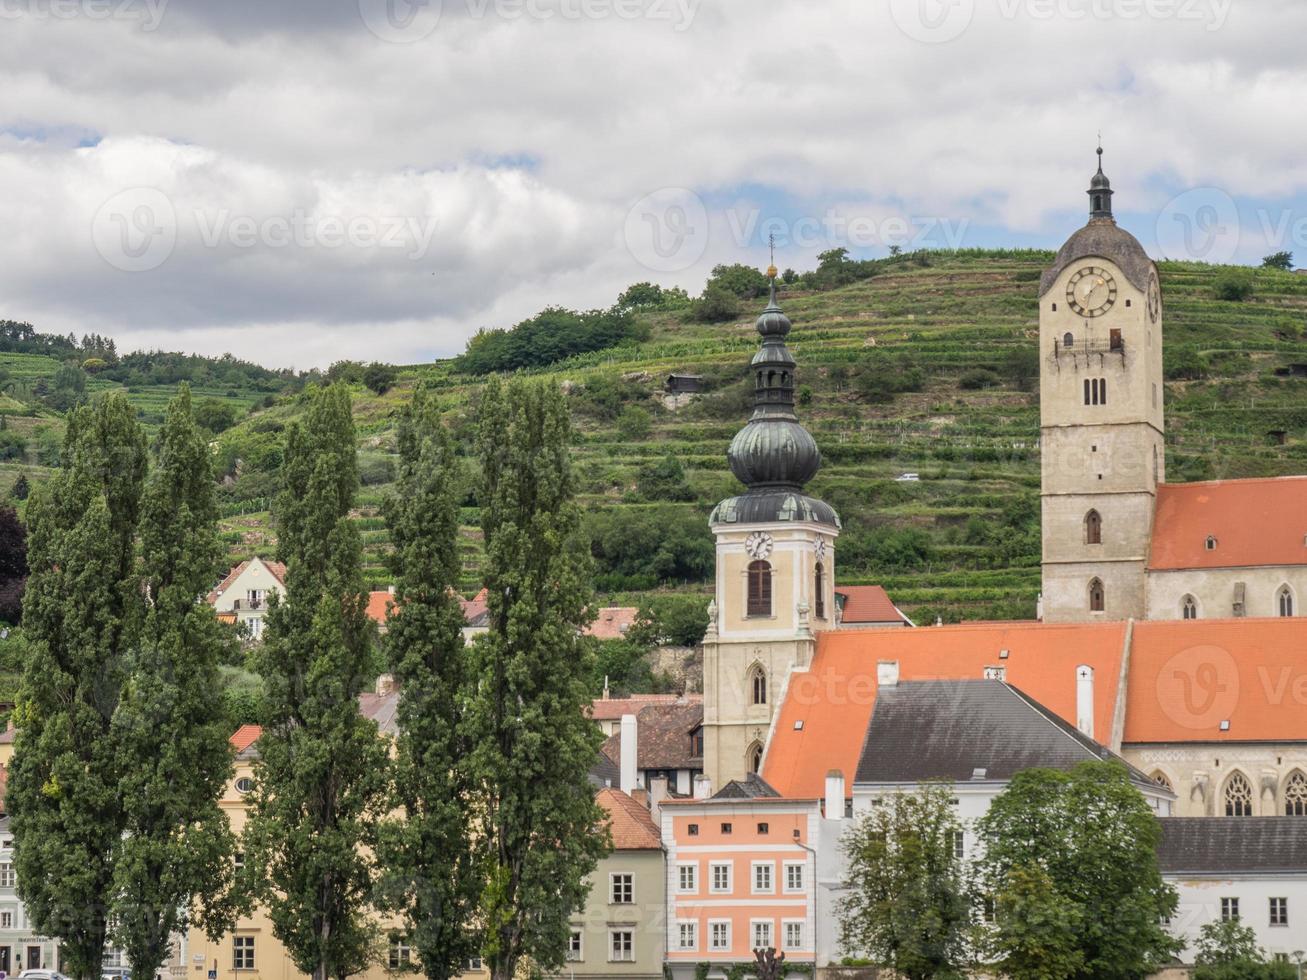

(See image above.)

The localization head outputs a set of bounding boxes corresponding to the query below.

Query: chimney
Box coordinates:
[1076,665,1094,739]
[824,770,845,820]
[388,584,396,596]
[877,660,899,687]
[649,775,669,823]
[693,774,712,799]
[602,675,611,700]
[375,673,396,697]
[619,713,638,795]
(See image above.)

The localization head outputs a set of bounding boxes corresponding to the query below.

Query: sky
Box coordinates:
[1,0,1306,369]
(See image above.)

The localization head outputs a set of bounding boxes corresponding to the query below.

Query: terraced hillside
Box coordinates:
[6,251,1307,624]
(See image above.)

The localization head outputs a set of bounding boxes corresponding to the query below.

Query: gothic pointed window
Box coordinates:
[1152,771,1173,792]
[1285,771,1307,816]
[1225,772,1253,817]
[1085,510,1102,545]
[1088,578,1105,613]
[747,561,772,617]
[1182,595,1198,620]
[814,562,825,619]
[748,742,764,775]
[1278,586,1295,618]
[750,665,767,706]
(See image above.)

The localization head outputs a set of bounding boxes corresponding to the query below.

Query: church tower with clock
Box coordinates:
[701,265,840,789]
[1039,148,1165,623]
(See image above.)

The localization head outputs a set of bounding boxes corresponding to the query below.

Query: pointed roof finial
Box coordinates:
[766,232,779,304]
[1088,139,1113,220]
[1096,136,1104,174]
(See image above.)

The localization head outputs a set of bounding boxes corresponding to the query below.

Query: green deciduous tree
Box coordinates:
[244,384,391,980]
[10,394,147,980]
[838,783,974,980]
[467,377,608,980]
[984,864,1084,980]
[1192,919,1296,980]
[377,389,480,980]
[111,386,238,980]
[977,762,1180,980]
[1261,251,1293,271]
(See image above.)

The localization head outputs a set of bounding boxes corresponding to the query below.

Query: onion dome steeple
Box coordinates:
[1088,144,1114,220]
[710,258,839,529]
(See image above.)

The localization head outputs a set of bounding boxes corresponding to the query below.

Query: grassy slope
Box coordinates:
[7,252,1307,624]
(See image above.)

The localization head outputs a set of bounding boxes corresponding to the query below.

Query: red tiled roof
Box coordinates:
[600,701,703,771]
[590,694,700,721]
[586,607,640,640]
[230,724,262,753]
[835,585,909,624]
[1150,477,1307,571]
[597,788,661,849]
[1124,617,1307,743]
[207,558,287,604]
[763,621,1129,800]
[365,591,395,625]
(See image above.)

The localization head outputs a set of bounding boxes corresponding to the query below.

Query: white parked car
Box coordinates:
[895,472,921,482]
[20,970,72,980]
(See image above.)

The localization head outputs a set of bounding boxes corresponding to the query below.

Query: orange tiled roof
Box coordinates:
[590,694,701,721]
[597,788,661,849]
[1150,477,1307,571]
[366,590,395,625]
[207,558,288,604]
[835,585,909,624]
[230,724,262,753]
[1125,617,1307,743]
[763,621,1129,800]
[586,607,640,640]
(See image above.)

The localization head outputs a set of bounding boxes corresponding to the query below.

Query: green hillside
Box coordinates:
[5,251,1307,624]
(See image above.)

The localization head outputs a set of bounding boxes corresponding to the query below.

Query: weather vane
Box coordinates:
[767,232,777,279]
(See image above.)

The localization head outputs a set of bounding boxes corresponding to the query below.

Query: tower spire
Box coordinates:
[1088,141,1114,221]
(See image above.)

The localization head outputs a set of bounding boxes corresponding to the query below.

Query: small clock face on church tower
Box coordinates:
[745,532,774,560]
[1066,265,1118,317]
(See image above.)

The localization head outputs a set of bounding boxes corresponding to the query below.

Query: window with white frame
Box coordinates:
[677,863,698,893]
[783,921,803,951]
[709,921,730,951]
[0,911,12,929]
[1221,897,1239,921]
[388,938,412,969]
[751,920,773,951]
[610,872,633,904]
[952,831,965,859]
[784,861,804,892]
[0,863,13,888]
[566,928,583,961]
[609,930,634,962]
[1270,897,1288,926]
[232,936,255,971]
[677,922,697,951]
[752,861,774,894]
[710,861,731,893]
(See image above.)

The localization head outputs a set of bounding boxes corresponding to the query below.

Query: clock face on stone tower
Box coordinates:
[1147,274,1161,323]
[1066,265,1118,318]
[745,532,774,560]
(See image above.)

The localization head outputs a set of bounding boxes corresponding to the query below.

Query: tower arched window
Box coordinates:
[1085,510,1102,546]
[1151,771,1173,792]
[747,561,772,617]
[1285,771,1307,816]
[750,665,767,706]
[814,561,825,619]
[1088,578,1105,613]
[1225,772,1254,817]
[1063,332,1074,348]
[747,742,764,775]
[1278,585,1295,618]
[1182,595,1198,620]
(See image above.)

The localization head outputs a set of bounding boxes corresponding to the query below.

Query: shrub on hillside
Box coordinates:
[1213,270,1255,302]
[1166,348,1210,381]
[686,284,740,324]
[0,430,26,461]
[616,405,652,441]
[635,593,711,647]
[1262,250,1293,271]
[635,454,695,502]
[959,368,1002,390]
[856,354,926,403]
[457,306,647,374]
[362,362,398,395]
[617,282,691,311]
[704,263,771,300]
[588,505,713,589]
[194,398,240,434]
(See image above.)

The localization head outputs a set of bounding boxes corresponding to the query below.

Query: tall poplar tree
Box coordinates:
[9,394,147,980]
[244,384,390,980]
[467,377,607,980]
[377,389,480,980]
[111,386,237,980]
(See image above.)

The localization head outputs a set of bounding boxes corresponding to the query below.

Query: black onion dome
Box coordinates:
[712,281,839,529]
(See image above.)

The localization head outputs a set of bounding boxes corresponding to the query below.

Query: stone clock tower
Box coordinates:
[701,270,840,789]
[1040,148,1164,623]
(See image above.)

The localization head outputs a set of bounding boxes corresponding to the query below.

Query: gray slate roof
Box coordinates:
[855,680,1153,786]
[712,773,782,800]
[1159,818,1307,874]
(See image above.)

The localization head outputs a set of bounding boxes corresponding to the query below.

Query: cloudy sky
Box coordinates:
[1,0,1305,368]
